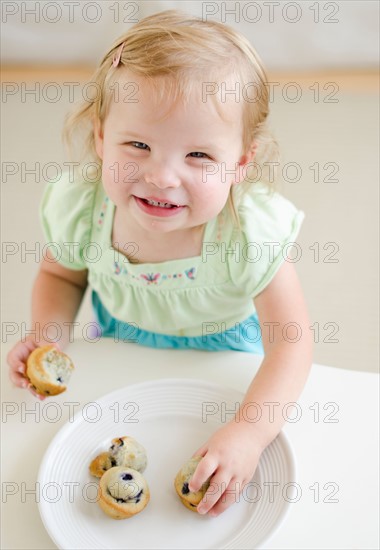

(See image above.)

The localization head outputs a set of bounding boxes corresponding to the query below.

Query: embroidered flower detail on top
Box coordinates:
[97,197,109,229]
[184,267,196,279]
[113,262,197,284]
[141,273,160,284]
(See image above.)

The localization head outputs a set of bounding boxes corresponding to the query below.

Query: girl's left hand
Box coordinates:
[188,420,264,516]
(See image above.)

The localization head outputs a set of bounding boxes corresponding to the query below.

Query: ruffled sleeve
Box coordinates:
[39,172,97,270]
[228,184,305,298]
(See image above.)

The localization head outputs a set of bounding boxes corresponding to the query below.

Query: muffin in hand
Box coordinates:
[174,456,211,512]
[26,345,74,396]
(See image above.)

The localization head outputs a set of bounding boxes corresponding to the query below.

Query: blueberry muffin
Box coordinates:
[89,436,147,478]
[109,436,147,473]
[97,467,150,519]
[89,452,117,478]
[26,345,74,396]
[174,456,211,512]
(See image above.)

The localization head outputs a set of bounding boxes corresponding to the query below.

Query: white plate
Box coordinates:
[38,378,296,549]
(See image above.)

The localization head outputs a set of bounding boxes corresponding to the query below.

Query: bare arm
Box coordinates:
[235,260,313,447]
[7,249,88,395]
[190,261,313,516]
[29,249,89,349]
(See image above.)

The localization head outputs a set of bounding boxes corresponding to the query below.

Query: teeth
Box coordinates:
[146,199,175,208]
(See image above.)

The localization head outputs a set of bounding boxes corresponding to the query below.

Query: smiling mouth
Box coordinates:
[139,198,181,209]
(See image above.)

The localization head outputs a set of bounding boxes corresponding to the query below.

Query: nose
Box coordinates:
[143,158,182,189]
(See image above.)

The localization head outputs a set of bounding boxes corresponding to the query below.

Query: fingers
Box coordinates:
[27,384,46,400]
[8,343,29,380]
[198,476,249,516]
[23,339,39,352]
[8,362,46,399]
[206,478,247,517]
[9,364,29,388]
[188,455,217,493]
[197,473,241,516]
[189,451,252,516]
[197,476,224,515]
[191,445,207,459]
[7,339,35,367]
[9,357,28,385]
[7,340,46,400]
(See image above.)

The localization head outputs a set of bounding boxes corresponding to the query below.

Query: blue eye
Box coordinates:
[188,152,208,159]
[131,141,149,150]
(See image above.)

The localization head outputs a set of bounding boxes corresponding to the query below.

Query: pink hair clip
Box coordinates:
[112,42,125,68]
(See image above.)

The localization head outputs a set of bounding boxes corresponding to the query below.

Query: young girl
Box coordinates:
[7,10,312,516]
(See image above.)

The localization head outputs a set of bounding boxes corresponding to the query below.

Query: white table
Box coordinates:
[1,339,379,549]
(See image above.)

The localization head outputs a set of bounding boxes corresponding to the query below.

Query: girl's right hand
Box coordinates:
[7,339,47,400]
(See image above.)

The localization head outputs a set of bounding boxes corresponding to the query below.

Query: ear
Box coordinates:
[93,118,104,160]
[233,142,258,186]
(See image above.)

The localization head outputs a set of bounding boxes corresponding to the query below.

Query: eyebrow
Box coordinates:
[117,132,223,152]
[117,132,147,141]
[191,144,218,150]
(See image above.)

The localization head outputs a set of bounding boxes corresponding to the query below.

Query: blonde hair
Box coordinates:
[63,9,279,226]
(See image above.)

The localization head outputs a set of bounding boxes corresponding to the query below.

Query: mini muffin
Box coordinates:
[109,436,147,473]
[26,345,74,396]
[89,436,147,478]
[174,456,211,512]
[89,452,117,478]
[97,467,150,519]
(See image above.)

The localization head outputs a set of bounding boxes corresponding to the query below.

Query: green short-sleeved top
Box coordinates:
[40,173,304,337]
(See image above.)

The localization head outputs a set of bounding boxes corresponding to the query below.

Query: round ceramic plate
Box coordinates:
[38,378,296,549]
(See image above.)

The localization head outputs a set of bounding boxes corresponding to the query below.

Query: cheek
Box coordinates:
[200,162,237,189]
[101,151,139,192]
[191,181,230,213]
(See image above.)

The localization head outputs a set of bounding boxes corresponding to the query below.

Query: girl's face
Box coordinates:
[95,70,253,236]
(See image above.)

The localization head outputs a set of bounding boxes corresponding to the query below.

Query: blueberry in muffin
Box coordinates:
[97,467,150,519]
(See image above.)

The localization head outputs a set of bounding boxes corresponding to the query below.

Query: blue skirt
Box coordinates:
[91,291,264,354]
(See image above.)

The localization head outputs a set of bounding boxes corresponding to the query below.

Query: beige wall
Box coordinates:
[2,1,378,69]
